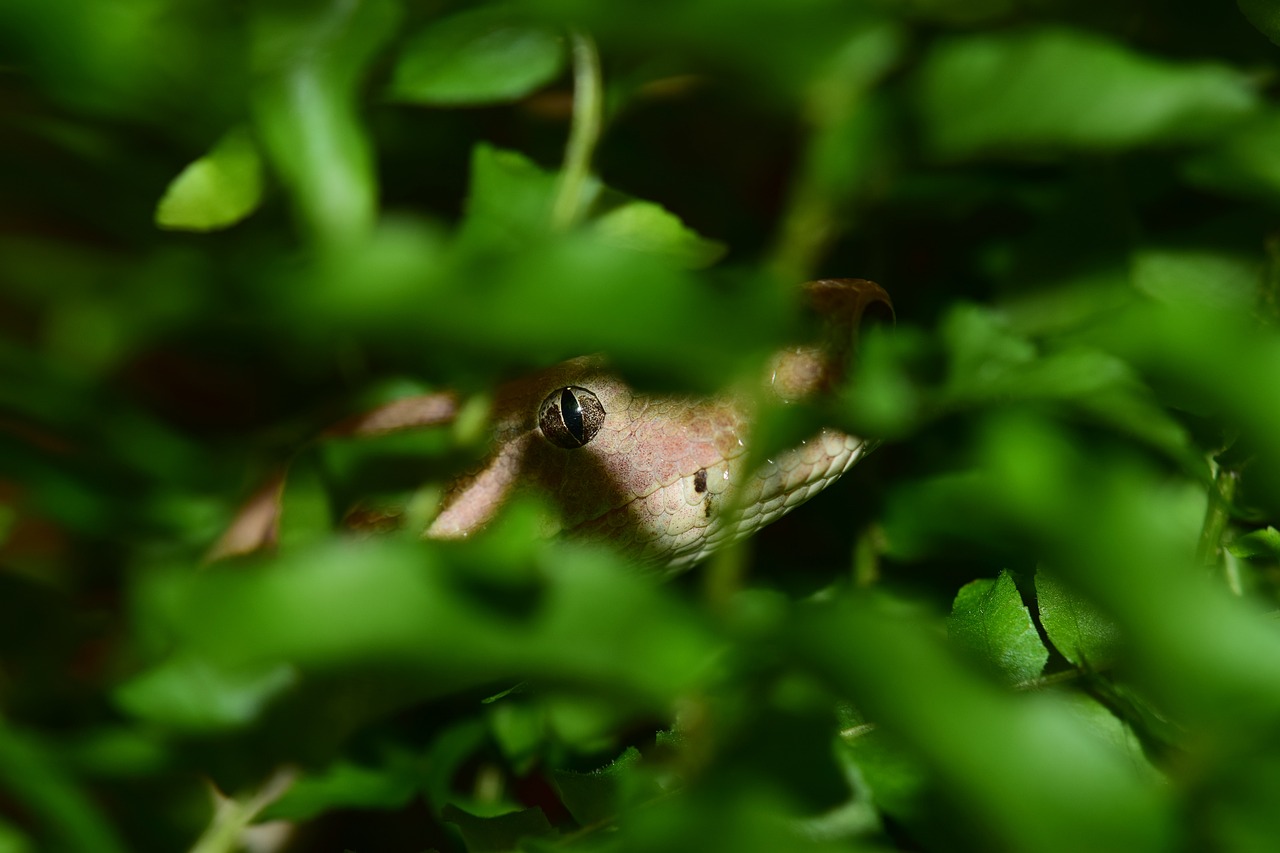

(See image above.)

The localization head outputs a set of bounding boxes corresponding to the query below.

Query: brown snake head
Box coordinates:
[427,279,893,570]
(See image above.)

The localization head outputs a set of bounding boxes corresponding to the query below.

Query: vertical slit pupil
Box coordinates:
[561,388,585,444]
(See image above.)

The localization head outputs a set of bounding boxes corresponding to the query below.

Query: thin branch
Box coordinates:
[1197,460,1241,594]
[189,766,298,853]
[552,30,603,230]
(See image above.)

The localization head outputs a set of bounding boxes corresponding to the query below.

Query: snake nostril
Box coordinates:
[538,386,606,448]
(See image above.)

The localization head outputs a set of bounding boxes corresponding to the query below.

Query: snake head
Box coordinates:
[428,279,894,570]
[211,279,893,569]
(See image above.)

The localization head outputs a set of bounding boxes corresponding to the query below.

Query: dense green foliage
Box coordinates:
[5,1,1280,850]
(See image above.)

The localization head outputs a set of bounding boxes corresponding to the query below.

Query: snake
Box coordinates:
[425,279,891,571]
[210,280,891,570]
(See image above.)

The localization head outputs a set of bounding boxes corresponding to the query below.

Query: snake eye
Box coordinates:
[538,386,605,449]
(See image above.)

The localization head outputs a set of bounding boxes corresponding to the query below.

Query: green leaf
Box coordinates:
[61,727,168,779]
[1184,110,1280,202]
[916,28,1259,159]
[1229,526,1280,560]
[0,724,128,853]
[1036,570,1121,669]
[550,746,642,826]
[1058,692,1162,786]
[458,144,564,246]
[590,201,726,268]
[1131,249,1258,315]
[804,597,1172,853]
[839,730,931,842]
[249,0,399,246]
[113,655,297,732]
[128,536,716,708]
[937,305,1194,464]
[947,570,1048,684]
[261,756,419,822]
[1239,0,1280,46]
[389,8,565,105]
[277,455,334,552]
[155,128,263,231]
[487,699,545,776]
[441,804,556,852]
[0,818,33,853]
[440,145,777,383]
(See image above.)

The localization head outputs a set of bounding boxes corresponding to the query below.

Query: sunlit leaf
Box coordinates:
[155,128,264,232]
[1229,526,1280,559]
[947,569,1048,684]
[590,200,726,268]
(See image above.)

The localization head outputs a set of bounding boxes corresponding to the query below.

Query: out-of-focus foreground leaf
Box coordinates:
[6,1,1280,851]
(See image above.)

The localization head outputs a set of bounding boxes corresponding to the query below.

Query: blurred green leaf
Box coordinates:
[973,414,1280,730]
[261,754,420,821]
[939,306,1194,463]
[1036,570,1121,669]
[249,0,399,246]
[0,724,128,853]
[389,8,565,105]
[1239,0,1280,46]
[277,456,335,552]
[127,535,716,707]
[1184,110,1280,202]
[12,1,1280,849]
[155,128,264,232]
[441,804,556,852]
[113,655,298,732]
[1131,248,1258,315]
[60,728,169,780]
[916,28,1259,158]
[421,719,489,812]
[1058,692,1161,784]
[0,0,243,121]
[487,699,545,776]
[947,569,1048,684]
[0,819,33,853]
[802,596,1174,853]
[839,728,929,833]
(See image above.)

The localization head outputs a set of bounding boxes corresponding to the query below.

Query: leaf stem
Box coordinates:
[552,30,603,230]
[1197,460,1241,594]
[188,766,297,853]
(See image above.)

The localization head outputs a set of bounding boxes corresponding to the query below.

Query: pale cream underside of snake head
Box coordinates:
[427,279,889,571]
